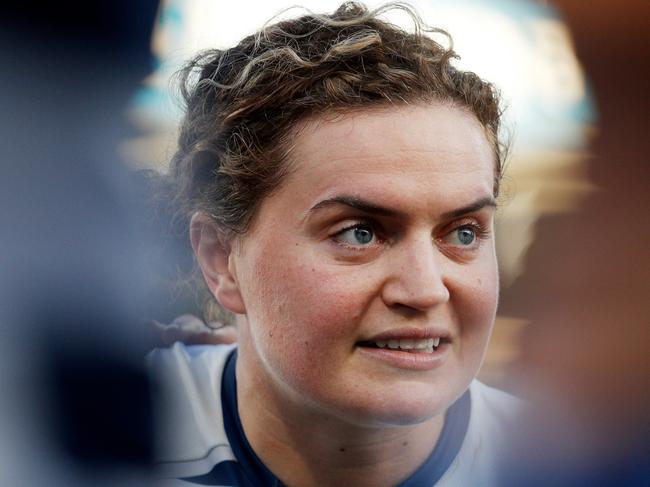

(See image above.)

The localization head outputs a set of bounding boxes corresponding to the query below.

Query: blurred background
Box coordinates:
[1,0,647,485]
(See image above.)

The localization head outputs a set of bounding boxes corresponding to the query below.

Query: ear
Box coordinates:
[190,212,246,315]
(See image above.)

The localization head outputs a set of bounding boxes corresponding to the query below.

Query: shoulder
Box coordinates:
[436,381,523,487]
[147,343,238,480]
[147,341,235,375]
[465,379,523,450]
[469,380,523,423]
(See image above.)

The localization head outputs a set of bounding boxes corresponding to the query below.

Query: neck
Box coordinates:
[236,345,445,487]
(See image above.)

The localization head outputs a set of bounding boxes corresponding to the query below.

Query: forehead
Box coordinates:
[281,103,495,215]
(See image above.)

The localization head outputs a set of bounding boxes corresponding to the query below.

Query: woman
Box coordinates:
[149,2,518,486]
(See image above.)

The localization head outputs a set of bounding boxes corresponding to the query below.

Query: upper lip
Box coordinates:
[362,327,451,343]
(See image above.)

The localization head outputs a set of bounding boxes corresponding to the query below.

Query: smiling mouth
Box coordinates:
[357,337,447,354]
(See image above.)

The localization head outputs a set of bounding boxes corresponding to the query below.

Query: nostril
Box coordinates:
[384,303,431,319]
[380,275,450,313]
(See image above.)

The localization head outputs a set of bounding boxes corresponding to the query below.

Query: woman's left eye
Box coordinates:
[443,225,481,247]
[334,224,376,247]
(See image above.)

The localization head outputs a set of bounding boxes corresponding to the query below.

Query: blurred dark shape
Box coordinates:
[500,0,650,485]
[46,332,153,468]
[1,1,161,485]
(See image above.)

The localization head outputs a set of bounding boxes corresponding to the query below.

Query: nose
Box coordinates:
[380,235,450,312]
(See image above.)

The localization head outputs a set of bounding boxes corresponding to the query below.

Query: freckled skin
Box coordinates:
[231,103,499,428]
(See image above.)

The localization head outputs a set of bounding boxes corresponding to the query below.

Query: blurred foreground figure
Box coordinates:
[500,0,650,485]
[0,2,160,486]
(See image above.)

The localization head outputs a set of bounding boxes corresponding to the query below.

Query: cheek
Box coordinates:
[241,243,372,368]
[453,258,499,350]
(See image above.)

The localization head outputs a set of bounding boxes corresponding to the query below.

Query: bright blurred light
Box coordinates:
[133,0,593,154]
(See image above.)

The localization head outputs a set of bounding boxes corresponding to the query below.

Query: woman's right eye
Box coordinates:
[333,224,377,247]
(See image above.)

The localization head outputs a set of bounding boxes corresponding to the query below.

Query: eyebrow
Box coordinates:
[309,195,405,218]
[309,195,496,220]
[440,196,497,219]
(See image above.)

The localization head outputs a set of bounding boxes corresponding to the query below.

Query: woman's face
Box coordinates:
[231,103,498,426]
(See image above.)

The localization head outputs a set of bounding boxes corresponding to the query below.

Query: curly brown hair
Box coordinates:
[169,1,505,243]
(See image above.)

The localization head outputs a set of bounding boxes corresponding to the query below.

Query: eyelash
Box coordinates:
[331,220,384,251]
[445,221,491,243]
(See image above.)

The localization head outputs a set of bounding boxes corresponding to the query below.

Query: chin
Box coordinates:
[328,386,456,428]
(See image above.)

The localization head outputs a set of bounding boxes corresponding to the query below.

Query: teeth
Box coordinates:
[413,346,434,353]
[372,337,441,352]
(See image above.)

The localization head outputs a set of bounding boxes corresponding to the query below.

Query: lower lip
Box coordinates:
[356,343,450,371]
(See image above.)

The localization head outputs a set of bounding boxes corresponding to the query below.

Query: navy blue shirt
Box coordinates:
[185,350,471,486]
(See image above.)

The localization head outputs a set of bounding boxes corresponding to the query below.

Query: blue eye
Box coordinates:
[449,226,477,246]
[336,225,375,246]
